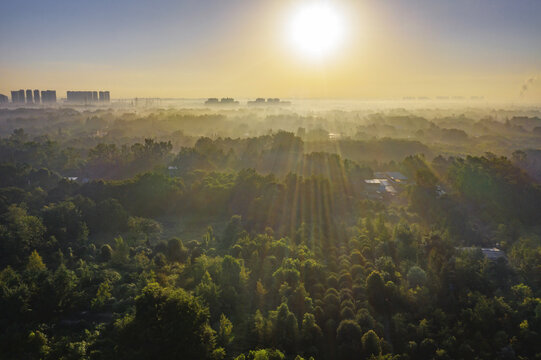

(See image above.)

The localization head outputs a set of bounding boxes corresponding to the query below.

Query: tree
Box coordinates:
[407,266,427,288]
[366,271,386,314]
[415,168,438,188]
[26,250,46,272]
[167,237,188,263]
[249,309,271,348]
[222,215,244,249]
[512,150,527,163]
[100,244,113,262]
[122,172,183,217]
[217,313,234,350]
[269,303,299,353]
[92,199,129,233]
[336,319,363,360]
[91,281,112,309]
[116,283,217,359]
[1,205,46,263]
[196,271,222,320]
[41,201,88,248]
[27,330,50,358]
[49,264,79,311]
[301,313,323,356]
[128,216,162,244]
[361,330,381,357]
[111,236,129,265]
[219,255,245,316]
[247,348,285,360]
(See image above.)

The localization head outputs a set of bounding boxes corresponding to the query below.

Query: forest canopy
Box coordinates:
[0,104,540,359]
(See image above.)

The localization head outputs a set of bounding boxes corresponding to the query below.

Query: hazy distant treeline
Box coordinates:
[1,106,540,178]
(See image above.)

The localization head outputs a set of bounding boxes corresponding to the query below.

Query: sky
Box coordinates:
[1,0,540,100]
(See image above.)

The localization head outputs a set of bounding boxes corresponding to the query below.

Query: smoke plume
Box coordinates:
[520,75,538,97]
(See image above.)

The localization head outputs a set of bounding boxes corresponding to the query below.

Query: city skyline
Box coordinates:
[1,89,112,104]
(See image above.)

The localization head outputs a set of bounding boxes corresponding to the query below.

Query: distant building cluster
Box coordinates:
[248,98,291,106]
[205,97,239,105]
[66,91,110,103]
[2,88,110,105]
[9,89,57,104]
[403,96,485,101]
[204,97,291,106]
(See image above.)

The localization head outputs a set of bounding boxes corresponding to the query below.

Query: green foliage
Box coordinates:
[269,303,299,353]
[336,319,363,360]
[366,271,387,314]
[217,313,234,349]
[1,205,46,263]
[116,282,216,359]
[128,216,162,244]
[111,236,129,265]
[300,313,322,356]
[223,215,244,249]
[447,155,541,225]
[362,330,381,357]
[0,118,540,359]
[27,330,50,357]
[50,263,79,311]
[26,250,46,272]
[407,266,426,288]
[100,244,113,262]
[91,281,112,309]
[41,201,88,247]
[167,237,188,263]
[93,199,129,233]
[242,348,285,360]
[196,271,222,315]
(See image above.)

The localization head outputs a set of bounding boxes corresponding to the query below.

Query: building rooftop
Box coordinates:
[481,248,506,260]
[365,179,384,184]
[457,247,506,260]
[386,172,408,180]
[364,179,397,195]
[374,171,408,182]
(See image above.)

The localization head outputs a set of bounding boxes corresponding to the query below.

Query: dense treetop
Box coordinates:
[0,106,540,359]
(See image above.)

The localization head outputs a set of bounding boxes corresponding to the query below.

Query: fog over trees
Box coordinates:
[0,102,540,359]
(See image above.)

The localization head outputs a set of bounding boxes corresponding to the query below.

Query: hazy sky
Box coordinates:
[1,0,540,100]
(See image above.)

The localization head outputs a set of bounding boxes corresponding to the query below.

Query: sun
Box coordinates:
[288,2,345,60]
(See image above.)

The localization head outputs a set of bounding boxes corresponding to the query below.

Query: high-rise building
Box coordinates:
[34,90,40,104]
[26,89,33,103]
[41,90,57,103]
[98,91,110,102]
[0,94,8,104]
[65,90,110,103]
[67,91,94,103]
[11,90,25,103]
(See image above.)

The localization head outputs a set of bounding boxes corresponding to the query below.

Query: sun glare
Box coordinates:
[288,2,345,60]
